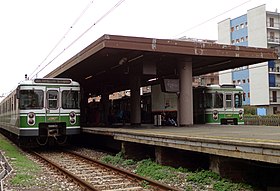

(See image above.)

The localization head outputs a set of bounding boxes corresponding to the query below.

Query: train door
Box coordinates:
[221,92,236,124]
[45,88,60,121]
[224,93,233,113]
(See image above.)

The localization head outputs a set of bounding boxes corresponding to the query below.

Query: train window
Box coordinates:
[47,90,58,109]
[205,93,213,108]
[19,90,44,110]
[62,90,80,109]
[204,93,223,108]
[225,94,232,108]
[234,93,242,108]
[214,93,223,108]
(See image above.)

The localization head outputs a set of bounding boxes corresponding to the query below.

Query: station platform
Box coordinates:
[82,125,280,164]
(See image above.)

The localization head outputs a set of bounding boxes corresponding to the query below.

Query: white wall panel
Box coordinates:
[249,62,269,105]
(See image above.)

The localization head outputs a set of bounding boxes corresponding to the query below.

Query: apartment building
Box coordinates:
[218,4,280,115]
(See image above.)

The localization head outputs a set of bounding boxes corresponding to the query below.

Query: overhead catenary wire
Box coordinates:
[173,0,251,38]
[31,0,126,79]
[29,0,96,79]
[29,0,95,79]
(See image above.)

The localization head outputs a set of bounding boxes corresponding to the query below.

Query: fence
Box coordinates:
[244,115,280,126]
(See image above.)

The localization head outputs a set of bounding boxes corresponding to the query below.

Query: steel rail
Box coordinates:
[32,151,99,191]
[67,150,181,191]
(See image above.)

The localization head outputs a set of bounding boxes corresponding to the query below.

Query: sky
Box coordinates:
[0,0,279,99]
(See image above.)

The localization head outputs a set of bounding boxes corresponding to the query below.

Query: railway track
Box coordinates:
[32,149,181,191]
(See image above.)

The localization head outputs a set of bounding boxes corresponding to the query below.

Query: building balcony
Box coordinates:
[269,66,280,74]
[267,22,280,29]
[270,100,280,105]
[270,84,280,88]
[267,37,280,45]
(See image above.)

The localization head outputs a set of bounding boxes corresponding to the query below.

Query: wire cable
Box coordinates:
[173,0,251,38]
[29,0,95,78]
[31,0,126,79]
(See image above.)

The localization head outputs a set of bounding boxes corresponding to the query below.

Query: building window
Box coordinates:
[231,27,234,32]
[247,79,250,83]
[236,25,239,30]
[270,32,275,40]
[243,92,246,99]
[242,79,246,83]
[237,80,241,84]
[273,91,277,102]
[233,80,236,84]
[241,37,244,42]
[245,22,248,27]
[269,18,274,27]
[246,36,248,41]
[248,92,250,98]
[236,39,240,43]
[240,23,244,29]
[273,107,277,114]
[231,40,235,44]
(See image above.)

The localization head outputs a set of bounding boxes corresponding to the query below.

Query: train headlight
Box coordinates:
[69,111,76,125]
[213,110,218,121]
[69,111,76,118]
[239,110,243,120]
[70,118,76,124]
[27,112,35,126]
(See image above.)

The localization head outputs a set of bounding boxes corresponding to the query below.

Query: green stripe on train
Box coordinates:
[205,113,243,124]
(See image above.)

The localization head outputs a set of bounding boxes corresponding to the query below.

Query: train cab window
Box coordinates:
[205,93,213,108]
[225,94,232,108]
[214,93,223,108]
[47,90,58,109]
[234,93,242,108]
[19,90,44,110]
[62,90,80,109]
[205,93,223,108]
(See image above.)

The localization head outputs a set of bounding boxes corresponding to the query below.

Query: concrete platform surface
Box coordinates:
[82,125,280,164]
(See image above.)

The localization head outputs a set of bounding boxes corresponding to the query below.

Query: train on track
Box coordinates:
[193,84,244,125]
[110,83,244,126]
[0,78,80,146]
[124,83,243,125]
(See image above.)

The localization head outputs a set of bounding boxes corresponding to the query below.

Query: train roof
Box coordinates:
[18,78,80,86]
[195,84,243,90]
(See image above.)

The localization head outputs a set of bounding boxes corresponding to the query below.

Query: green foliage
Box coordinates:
[213,180,252,191]
[187,170,252,191]
[140,180,151,189]
[186,170,220,184]
[243,105,256,115]
[101,152,136,166]
[0,136,40,186]
[135,159,176,181]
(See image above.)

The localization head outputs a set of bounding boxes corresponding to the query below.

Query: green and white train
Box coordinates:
[0,78,80,145]
[193,84,244,125]
[152,83,244,125]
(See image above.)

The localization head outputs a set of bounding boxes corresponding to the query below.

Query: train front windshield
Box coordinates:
[234,93,243,108]
[205,93,223,108]
[19,90,44,109]
[62,90,80,109]
[205,92,243,109]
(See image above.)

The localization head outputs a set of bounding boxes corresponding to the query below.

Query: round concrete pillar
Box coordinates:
[101,93,110,125]
[178,58,193,126]
[130,74,141,126]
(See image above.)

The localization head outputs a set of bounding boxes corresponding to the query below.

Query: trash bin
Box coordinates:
[154,114,162,126]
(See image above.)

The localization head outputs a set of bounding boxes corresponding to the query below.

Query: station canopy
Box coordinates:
[45,34,278,95]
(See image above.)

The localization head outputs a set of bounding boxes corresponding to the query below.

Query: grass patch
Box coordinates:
[135,159,178,181]
[187,170,253,191]
[101,153,253,191]
[101,152,136,166]
[0,135,40,186]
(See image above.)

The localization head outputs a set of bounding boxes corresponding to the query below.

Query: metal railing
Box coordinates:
[0,152,12,191]
[244,115,280,126]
